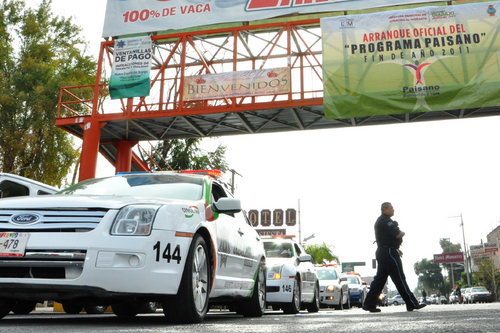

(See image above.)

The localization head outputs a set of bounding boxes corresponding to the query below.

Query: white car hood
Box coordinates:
[265,257,297,266]
[0,194,187,210]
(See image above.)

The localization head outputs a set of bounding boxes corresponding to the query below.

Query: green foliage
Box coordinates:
[414,258,445,295]
[302,242,339,265]
[473,259,500,294]
[439,239,464,288]
[0,0,96,186]
[142,138,229,173]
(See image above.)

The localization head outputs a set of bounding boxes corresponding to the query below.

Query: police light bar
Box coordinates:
[272,235,296,239]
[178,170,222,178]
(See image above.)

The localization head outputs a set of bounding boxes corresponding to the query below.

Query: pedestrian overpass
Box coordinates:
[56,12,500,181]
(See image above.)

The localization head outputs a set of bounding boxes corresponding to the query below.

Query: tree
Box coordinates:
[0,0,96,186]
[302,242,339,265]
[414,258,445,295]
[474,259,500,296]
[140,138,229,173]
[439,239,464,287]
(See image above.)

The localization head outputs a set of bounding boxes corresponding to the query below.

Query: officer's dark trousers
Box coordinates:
[364,247,419,310]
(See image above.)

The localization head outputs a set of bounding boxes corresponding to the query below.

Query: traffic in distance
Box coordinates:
[0,172,495,324]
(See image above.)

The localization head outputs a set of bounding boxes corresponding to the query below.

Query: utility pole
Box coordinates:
[228,169,242,195]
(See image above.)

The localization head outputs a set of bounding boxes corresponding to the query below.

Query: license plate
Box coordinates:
[0,233,30,257]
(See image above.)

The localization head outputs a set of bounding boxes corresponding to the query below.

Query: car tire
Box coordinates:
[334,291,344,310]
[306,282,320,313]
[111,302,140,317]
[238,261,266,317]
[0,300,11,319]
[393,301,399,306]
[282,276,301,314]
[12,301,37,315]
[163,234,210,323]
[84,305,108,314]
[62,303,83,314]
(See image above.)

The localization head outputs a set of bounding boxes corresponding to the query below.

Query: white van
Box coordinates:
[0,173,58,198]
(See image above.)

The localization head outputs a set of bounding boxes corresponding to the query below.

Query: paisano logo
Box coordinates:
[182,206,200,218]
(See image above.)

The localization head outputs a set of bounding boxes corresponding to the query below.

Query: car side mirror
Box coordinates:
[298,254,312,262]
[212,197,242,214]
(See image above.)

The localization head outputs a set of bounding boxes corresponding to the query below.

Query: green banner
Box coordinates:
[110,36,152,100]
[321,2,500,119]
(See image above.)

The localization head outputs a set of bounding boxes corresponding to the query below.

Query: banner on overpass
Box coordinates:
[321,2,500,119]
[102,0,468,38]
[433,252,464,263]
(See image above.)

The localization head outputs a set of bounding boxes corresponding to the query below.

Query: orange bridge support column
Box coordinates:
[115,140,138,174]
[79,119,102,182]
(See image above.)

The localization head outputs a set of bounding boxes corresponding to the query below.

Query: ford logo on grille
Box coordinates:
[11,213,42,224]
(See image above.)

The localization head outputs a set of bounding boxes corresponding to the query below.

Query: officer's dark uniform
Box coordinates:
[364,213,420,311]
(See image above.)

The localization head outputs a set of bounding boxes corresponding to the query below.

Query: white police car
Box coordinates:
[263,236,319,314]
[316,265,350,310]
[342,272,367,308]
[0,171,266,323]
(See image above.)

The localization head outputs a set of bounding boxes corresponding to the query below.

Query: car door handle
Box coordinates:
[238,228,244,236]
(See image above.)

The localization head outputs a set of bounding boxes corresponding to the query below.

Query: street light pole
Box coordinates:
[459,213,471,285]
[449,214,471,285]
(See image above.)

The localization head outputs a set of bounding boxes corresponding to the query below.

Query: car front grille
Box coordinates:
[0,209,108,232]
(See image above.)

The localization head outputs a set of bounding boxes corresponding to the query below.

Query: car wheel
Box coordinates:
[12,301,37,315]
[0,300,11,319]
[111,302,140,317]
[306,282,320,313]
[334,291,344,310]
[282,276,301,314]
[346,292,351,309]
[84,305,108,314]
[239,261,266,317]
[163,234,210,323]
[393,301,398,306]
[62,303,83,314]
[138,302,158,313]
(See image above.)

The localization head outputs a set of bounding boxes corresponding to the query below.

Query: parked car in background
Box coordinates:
[430,294,439,304]
[463,288,472,303]
[388,295,405,306]
[316,265,350,310]
[449,290,463,304]
[467,287,492,303]
[440,296,448,304]
[263,236,320,314]
[341,273,367,308]
[0,173,57,198]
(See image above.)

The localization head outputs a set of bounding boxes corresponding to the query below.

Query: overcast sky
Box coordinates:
[46,0,500,291]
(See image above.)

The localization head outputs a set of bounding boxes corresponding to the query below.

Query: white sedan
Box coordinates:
[316,265,350,310]
[263,237,320,314]
[0,171,266,323]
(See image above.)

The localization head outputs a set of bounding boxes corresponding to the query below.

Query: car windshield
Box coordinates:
[57,174,204,200]
[263,242,294,258]
[317,269,338,280]
[346,277,359,284]
[472,287,488,292]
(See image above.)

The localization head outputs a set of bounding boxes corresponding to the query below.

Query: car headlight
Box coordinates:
[326,285,335,292]
[111,205,159,236]
[267,265,283,280]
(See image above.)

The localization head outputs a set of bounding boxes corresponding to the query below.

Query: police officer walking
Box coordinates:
[363,202,426,313]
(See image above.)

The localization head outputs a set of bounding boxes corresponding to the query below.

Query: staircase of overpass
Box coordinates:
[56,14,500,181]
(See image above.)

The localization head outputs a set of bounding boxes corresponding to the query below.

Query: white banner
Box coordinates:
[103,0,446,37]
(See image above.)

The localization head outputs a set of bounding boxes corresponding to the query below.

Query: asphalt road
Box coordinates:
[1,302,499,333]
